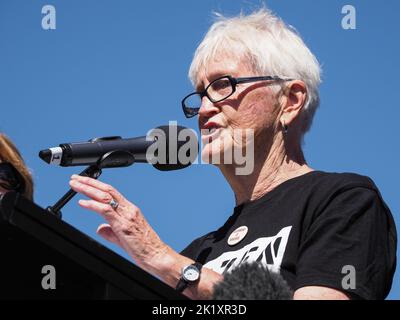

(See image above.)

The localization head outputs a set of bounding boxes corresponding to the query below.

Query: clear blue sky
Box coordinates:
[0,0,399,299]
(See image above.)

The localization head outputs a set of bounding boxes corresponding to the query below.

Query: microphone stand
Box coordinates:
[46,150,135,219]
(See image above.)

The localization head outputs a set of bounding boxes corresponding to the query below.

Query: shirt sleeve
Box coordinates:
[294,186,397,300]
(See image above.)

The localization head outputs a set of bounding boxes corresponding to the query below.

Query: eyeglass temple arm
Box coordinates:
[235,76,292,84]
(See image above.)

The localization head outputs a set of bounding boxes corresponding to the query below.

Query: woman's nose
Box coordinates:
[198,96,220,118]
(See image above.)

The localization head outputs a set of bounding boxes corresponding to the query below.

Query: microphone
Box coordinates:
[38,125,198,171]
[212,263,293,300]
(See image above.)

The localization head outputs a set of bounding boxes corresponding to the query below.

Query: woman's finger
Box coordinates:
[97,223,121,246]
[70,179,114,205]
[71,175,125,203]
[78,199,119,220]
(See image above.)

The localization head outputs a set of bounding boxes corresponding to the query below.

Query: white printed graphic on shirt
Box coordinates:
[204,226,292,274]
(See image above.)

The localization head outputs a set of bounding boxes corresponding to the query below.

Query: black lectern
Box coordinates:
[0,192,186,300]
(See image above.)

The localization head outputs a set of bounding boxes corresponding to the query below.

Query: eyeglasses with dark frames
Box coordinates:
[181,75,293,118]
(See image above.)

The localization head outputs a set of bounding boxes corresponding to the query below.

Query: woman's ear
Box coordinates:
[280,80,307,127]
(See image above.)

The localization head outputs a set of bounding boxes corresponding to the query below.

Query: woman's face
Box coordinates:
[0,185,8,194]
[0,160,8,195]
[196,53,281,166]
[0,161,24,196]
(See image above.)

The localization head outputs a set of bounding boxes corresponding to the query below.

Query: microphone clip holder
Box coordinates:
[46,150,135,219]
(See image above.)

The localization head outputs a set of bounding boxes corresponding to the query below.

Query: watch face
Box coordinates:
[183,265,200,282]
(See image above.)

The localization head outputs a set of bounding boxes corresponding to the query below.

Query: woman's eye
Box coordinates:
[212,79,230,91]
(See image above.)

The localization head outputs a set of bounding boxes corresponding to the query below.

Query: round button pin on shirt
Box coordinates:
[228,226,249,246]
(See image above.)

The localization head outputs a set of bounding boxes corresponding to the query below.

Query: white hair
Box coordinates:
[189,7,322,135]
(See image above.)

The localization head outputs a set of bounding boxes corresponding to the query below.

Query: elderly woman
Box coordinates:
[69,8,396,300]
[0,133,34,200]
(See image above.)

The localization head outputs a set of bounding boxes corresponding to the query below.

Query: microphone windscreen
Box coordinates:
[151,124,198,171]
[212,263,293,300]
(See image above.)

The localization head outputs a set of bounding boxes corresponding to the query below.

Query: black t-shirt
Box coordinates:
[181,171,397,300]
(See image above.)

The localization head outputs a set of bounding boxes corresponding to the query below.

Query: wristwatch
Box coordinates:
[175,262,203,293]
